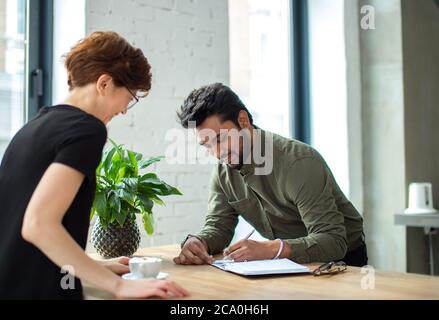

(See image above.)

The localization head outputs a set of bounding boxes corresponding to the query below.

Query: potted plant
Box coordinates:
[90,140,182,258]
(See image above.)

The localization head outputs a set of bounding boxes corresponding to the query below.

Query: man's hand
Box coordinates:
[97,256,130,275]
[223,239,284,261]
[173,237,214,265]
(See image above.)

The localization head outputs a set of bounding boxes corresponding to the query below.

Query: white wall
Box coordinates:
[85,0,230,250]
[358,0,406,272]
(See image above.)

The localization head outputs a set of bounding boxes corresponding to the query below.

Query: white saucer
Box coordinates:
[122,272,169,281]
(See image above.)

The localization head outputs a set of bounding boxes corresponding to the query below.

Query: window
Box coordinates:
[0,0,85,161]
[0,0,26,159]
[229,0,291,139]
[308,0,349,195]
[0,0,55,160]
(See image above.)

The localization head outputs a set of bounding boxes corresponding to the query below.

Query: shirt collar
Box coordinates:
[238,128,267,177]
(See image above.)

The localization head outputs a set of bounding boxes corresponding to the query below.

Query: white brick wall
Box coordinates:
[85,0,229,253]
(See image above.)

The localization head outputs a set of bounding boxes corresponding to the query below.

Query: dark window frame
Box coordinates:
[290,0,311,144]
[27,0,53,120]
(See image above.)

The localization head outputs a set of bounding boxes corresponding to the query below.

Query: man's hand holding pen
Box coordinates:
[174,229,290,265]
[223,234,288,262]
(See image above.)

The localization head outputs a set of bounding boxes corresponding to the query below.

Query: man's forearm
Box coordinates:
[284,233,347,264]
[198,227,235,255]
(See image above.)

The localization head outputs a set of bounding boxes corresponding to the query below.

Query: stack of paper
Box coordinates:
[212,258,310,276]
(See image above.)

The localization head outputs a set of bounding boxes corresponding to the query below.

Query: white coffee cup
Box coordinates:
[129,257,162,279]
[405,182,438,214]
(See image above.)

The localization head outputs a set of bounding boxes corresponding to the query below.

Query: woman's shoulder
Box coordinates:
[44,105,107,136]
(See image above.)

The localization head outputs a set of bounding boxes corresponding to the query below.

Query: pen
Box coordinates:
[223,229,255,260]
[243,229,255,240]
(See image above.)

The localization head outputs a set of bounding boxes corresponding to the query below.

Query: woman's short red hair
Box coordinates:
[64,31,152,93]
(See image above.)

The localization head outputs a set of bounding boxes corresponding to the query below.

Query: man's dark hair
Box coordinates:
[177,83,254,128]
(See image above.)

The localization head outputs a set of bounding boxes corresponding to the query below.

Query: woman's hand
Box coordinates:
[97,256,130,275]
[114,278,190,299]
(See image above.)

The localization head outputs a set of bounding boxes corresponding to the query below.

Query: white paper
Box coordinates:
[212,258,310,276]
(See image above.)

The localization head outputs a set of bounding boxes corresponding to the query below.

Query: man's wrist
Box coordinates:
[267,239,289,259]
[181,234,204,248]
[280,240,291,259]
[267,240,280,258]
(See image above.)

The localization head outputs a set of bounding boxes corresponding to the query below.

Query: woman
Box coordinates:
[0,31,188,300]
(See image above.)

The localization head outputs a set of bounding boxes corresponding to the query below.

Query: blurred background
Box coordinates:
[0,0,438,276]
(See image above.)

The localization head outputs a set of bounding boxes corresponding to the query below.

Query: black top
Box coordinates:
[0,105,107,300]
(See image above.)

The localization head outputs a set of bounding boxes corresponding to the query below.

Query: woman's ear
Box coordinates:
[96,74,113,96]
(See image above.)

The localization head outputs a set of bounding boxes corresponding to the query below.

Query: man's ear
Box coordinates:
[237,110,251,129]
[96,74,113,96]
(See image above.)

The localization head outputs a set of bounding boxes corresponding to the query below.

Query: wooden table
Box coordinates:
[85,245,439,300]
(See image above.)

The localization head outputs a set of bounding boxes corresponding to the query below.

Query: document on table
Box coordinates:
[211,258,310,276]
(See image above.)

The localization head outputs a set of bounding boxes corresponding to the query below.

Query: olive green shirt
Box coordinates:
[197,130,364,264]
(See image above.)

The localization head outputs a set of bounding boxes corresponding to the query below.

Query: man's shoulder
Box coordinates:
[269,130,319,165]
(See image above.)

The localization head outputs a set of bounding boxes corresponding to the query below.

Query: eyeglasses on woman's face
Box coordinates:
[125,87,139,110]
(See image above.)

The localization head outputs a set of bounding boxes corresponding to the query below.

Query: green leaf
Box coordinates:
[117,188,135,205]
[157,183,183,196]
[116,166,127,182]
[114,208,127,227]
[137,194,154,213]
[108,138,121,151]
[149,194,165,206]
[142,212,154,235]
[139,180,182,197]
[138,156,164,169]
[95,159,103,176]
[139,172,160,180]
[134,152,143,162]
[108,151,122,181]
[110,212,117,224]
[122,178,139,191]
[93,190,107,215]
[97,175,113,186]
[127,150,139,177]
[103,148,115,174]
[109,192,121,214]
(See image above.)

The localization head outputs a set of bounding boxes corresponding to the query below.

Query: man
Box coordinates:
[174,83,367,267]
